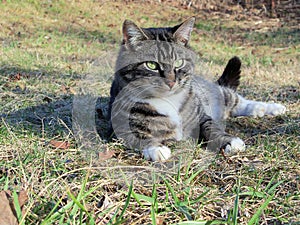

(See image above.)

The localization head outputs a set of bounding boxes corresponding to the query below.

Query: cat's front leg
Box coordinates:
[143,145,171,161]
[232,96,286,118]
[199,114,246,154]
[223,137,246,154]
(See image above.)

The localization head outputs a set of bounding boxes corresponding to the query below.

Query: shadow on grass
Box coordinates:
[0,65,111,143]
[0,64,84,88]
[0,96,110,141]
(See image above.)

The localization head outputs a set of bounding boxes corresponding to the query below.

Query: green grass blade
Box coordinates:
[163,177,194,220]
[232,193,239,225]
[12,190,23,225]
[170,220,228,225]
[267,180,284,195]
[107,207,120,225]
[232,179,240,225]
[186,168,204,184]
[176,157,182,182]
[151,182,158,225]
[169,221,219,225]
[162,177,179,203]
[4,175,9,190]
[133,193,155,204]
[131,190,144,206]
[239,191,265,198]
[42,199,74,224]
[264,173,278,191]
[67,190,87,212]
[248,194,274,225]
[151,203,157,225]
[79,209,83,225]
[184,161,192,179]
[115,180,133,223]
[66,170,92,223]
[42,198,63,223]
[165,187,169,203]
[189,189,210,205]
[58,213,65,224]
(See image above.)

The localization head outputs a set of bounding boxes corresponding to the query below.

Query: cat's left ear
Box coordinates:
[173,17,195,46]
[122,20,149,49]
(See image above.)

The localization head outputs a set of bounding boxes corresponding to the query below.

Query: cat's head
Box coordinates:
[115,18,197,97]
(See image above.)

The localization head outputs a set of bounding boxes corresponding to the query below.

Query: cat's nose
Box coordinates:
[167,80,175,88]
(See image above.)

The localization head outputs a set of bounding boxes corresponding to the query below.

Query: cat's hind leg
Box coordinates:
[232,96,286,118]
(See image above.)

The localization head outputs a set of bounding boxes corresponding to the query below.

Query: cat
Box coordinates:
[108,17,286,162]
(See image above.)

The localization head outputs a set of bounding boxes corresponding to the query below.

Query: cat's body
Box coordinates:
[108,18,286,161]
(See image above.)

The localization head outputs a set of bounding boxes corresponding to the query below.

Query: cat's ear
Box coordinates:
[122,20,148,48]
[173,17,195,46]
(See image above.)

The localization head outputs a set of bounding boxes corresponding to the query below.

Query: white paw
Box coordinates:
[143,146,171,161]
[265,103,286,116]
[247,103,267,117]
[247,102,286,118]
[224,137,245,154]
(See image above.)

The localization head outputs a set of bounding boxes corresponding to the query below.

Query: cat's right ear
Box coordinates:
[173,17,195,46]
[122,20,148,49]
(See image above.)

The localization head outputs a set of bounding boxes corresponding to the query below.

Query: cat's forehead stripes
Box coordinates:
[142,27,174,42]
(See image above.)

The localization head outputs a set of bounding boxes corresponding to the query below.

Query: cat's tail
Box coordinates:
[217,56,241,91]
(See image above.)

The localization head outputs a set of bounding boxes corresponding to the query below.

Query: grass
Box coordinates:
[0,0,299,224]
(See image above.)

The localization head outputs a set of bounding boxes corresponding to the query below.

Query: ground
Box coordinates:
[0,1,299,224]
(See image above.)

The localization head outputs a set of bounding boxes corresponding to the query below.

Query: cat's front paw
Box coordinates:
[224,137,245,155]
[143,146,171,161]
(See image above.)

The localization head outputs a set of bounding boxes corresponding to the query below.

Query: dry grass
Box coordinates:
[0,1,299,224]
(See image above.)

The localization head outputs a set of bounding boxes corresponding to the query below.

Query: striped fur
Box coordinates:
[108,18,286,161]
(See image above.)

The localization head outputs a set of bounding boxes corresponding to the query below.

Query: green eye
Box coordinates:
[145,61,159,70]
[174,59,184,68]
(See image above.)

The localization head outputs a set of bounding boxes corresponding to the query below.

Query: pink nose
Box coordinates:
[167,81,175,88]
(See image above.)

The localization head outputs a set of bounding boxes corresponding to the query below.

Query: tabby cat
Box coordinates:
[108,17,286,161]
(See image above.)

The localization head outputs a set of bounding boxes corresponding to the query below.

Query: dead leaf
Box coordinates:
[98,149,115,162]
[61,84,68,94]
[18,190,28,208]
[69,87,76,95]
[9,73,21,82]
[9,73,30,82]
[107,23,116,28]
[0,190,28,225]
[156,216,165,225]
[49,140,70,149]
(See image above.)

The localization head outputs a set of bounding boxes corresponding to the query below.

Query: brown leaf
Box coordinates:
[0,190,28,225]
[98,149,115,162]
[9,73,21,82]
[107,23,116,28]
[49,140,70,149]
[61,84,68,94]
[18,190,28,208]
[156,216,165,225]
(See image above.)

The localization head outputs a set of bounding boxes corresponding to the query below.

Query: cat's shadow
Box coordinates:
[0,95,110,142]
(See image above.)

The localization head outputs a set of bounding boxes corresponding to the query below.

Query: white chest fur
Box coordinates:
[143,91,186,140]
